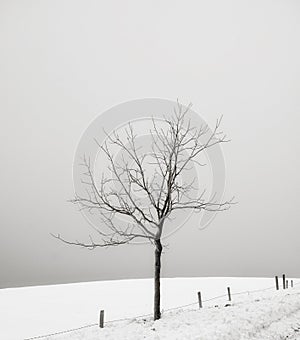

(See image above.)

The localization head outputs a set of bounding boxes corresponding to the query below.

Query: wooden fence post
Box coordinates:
[291,280,294,288]
[227,287,231,302]
[286,280,288,289]
[99,310,104,328]
[283,274,286,289]
[197,291,202,309]
[275,276,279,290]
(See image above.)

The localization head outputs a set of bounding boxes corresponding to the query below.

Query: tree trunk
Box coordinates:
[154,239,162,320]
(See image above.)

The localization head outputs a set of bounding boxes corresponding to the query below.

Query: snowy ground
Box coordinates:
[0,277,299,340]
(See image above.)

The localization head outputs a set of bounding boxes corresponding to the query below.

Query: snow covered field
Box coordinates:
[0,277,299,340]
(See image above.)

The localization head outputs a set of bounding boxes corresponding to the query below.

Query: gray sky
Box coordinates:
[1,0,300,288]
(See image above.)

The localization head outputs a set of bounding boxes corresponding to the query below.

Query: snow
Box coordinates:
[0,277,299,340]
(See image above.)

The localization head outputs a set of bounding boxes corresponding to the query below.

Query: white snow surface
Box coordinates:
[1,277,300,340]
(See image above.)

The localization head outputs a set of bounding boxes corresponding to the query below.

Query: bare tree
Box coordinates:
[53,103,233,320]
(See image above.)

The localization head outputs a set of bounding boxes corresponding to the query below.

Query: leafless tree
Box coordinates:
[53,103,233,320]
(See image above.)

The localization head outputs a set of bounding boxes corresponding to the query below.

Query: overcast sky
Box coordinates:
[1,0,300,288]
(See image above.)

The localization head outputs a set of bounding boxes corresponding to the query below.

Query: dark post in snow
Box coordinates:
[291,280,294,288]
[283,274,286,289]
[286,280,288,289]
[227,287,231,302]
[198,291,202,309]
[275,276,279,290]
[99,310,104,328]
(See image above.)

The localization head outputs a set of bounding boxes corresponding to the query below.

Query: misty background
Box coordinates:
[0,0,299,288]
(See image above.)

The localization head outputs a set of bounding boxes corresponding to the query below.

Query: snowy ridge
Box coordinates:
[43,287,300,340]
[1,277,299,340]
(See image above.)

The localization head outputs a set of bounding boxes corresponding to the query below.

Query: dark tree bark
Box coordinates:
[154,239,163,320]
